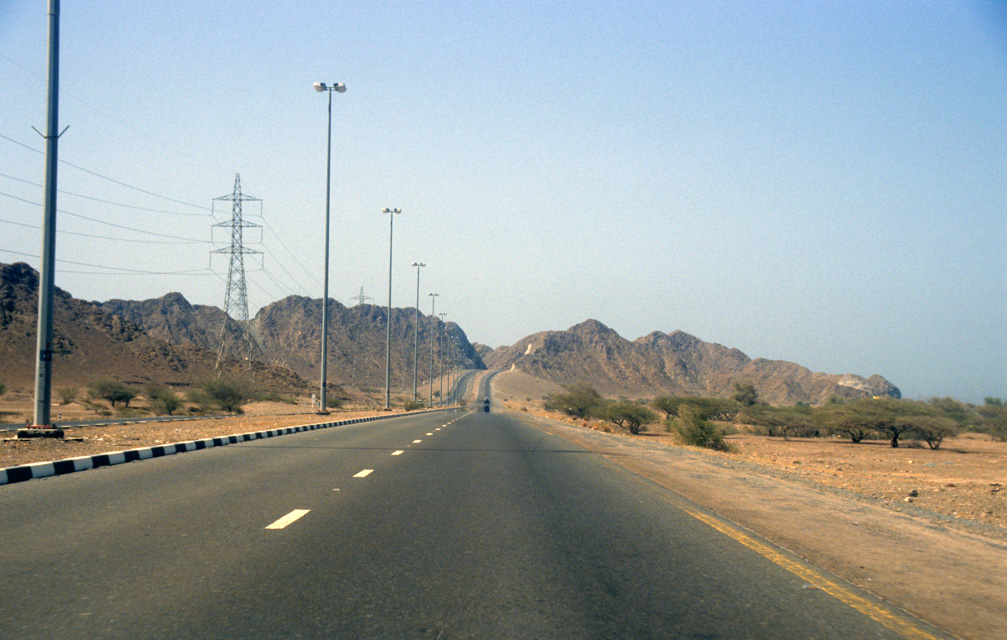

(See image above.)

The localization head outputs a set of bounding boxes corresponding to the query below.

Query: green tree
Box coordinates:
[906,415,958,450]
[199,379,249,413]
[740,404,814,439]
[90,380,139,409]
[543,382,605,418]
[731,381,759,407]
[672,406,730,451]
[146,384,181,416]
[601,401,658,435]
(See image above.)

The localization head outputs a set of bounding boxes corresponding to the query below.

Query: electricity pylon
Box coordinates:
[212,174,261,372]
[351,286,373,306]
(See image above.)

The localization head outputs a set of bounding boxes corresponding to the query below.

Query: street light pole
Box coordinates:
[438,312,447,407]
[382,208,401,409]
[411,262,425,403]
[428,292,438,407]
[313,81,346,415]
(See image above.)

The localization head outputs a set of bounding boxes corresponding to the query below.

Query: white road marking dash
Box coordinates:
[266,509,310,530]
[413,439,422,444]
[391,450,404,456]
[353,469,373,478]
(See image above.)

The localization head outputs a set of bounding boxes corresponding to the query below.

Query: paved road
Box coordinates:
[0,399,943,638]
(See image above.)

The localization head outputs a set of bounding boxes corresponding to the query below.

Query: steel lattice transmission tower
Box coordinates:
[212,174,261,371]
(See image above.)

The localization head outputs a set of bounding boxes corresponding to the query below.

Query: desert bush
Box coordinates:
[0,381,5,397]
[740,404,815,439]
[905,415,958,450]
[403,399,424,411]
[199,379,249,413]
[56,386,78,405]
[601,401,658,435]
[653,396,739,422]
[672,406,730,451]
[89,379,139,409]
[978,401,1007,441]
[731,381,759,407]
[543,382,606,418]
[145,384,181,416]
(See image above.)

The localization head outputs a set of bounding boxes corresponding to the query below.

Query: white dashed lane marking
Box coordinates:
[426,432,433,436]
[391,450,404,456]
[353,469,374,478]
[265,509,310,530]
[412,439,422,444]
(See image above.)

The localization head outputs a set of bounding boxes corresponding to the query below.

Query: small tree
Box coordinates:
[146,384,181,416]
[543,382,605,418]
[907,416,958,450]
[602,401,658,435]
[199,379,249,413]
[0,381,5,397]
[90,380,139,409]
[673,406,730,451]
[56,386,78,405]
[731,381,759,407]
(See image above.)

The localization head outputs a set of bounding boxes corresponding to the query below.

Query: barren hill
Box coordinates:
[485,319,900,405]
[0,262,309,392]
[250,296,486,389]
[90,289,487,392]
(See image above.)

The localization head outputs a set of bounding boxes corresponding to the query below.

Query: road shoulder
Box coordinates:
[519,411,1006,640]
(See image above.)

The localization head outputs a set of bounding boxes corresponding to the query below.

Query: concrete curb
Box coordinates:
[1,408,453,487]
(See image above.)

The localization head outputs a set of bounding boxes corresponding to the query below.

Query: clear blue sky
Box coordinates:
[2,1,1005,402]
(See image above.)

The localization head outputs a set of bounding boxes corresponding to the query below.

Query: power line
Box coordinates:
[0,248,214,275]
[262,219,323,289]
[0,215,206,245]
[0,171,209,217]
[0,191,211,243]
[0,132,211,211]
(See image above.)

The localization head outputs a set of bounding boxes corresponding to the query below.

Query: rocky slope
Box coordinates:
[250,296,486,390]
[485,319,900,405]
[0,263,309,391]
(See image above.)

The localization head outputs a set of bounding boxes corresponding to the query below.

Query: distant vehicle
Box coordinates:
[483,397,490,412]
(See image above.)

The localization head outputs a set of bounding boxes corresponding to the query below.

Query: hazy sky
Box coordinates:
[2,1,1005,402]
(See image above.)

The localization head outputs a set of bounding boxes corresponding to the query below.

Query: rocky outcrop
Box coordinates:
[485,319,900,405]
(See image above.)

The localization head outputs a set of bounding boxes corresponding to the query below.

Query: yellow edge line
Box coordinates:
[681,507,939,640]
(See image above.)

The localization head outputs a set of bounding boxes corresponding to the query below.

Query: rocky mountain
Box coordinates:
[250,296,486,391]
[97,293,249,357]
[485,319,900,405]
[0,263,309,392]
[88,287,486,393]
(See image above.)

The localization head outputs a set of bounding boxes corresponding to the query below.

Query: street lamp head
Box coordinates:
[382,207,402,214]
[314,82,347,93]
[412,262,426,267]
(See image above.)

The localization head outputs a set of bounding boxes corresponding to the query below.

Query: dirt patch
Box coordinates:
[0,402,407,469]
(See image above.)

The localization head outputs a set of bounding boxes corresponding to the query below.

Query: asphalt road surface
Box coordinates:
[0,395,944,638]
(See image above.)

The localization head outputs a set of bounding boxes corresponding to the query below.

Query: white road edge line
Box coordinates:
[353,469,374,478]
[265,509,310,530]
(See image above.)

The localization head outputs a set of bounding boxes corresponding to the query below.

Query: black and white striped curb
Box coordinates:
[1,409,453,486]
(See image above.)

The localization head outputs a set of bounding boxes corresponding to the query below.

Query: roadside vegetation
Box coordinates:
[544,381,1007,451]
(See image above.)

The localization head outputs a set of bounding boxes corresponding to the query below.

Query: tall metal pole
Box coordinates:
[319,89,332,414]
[438,312,447,407]
[428,292,438,407]
[382,208,401,409]
[411,262,425,403]
[313,81,345,413]
[32,0,62,428]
